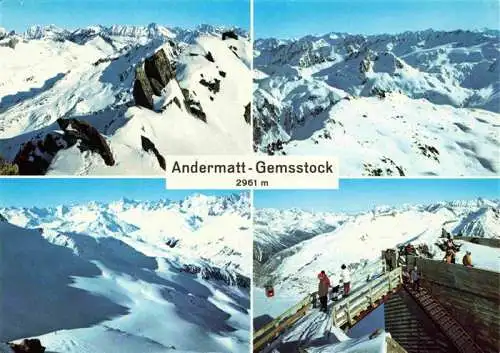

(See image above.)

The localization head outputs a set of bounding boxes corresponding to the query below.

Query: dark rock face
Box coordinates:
[13,119,115,175]
[363,157,405,176]
[166,237,179,248]
[371,87,387,98]
[204,51,215,63]
[180,264,249,288]
[144,49,174,87]
[417,143,440,162]
[133,66,155,109]
[181,88,207,122]
[9,339,46,353]
[222,31,238,40]
[244,103,250,124]
[133,48,176,110]
[265,139,285,155]
[57,118,115,166]
[14,134,65,175]
[172,97,181,109]
[229,45,240,58]
[0,37,20,49]
[141,135,166,170]
[149,77,164,96]
[219,70,226,78]
[199,78,220,94]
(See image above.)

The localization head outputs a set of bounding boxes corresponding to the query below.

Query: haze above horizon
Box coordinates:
[254,179,500,214]
[1,0,250,32]
[255,0,500,39]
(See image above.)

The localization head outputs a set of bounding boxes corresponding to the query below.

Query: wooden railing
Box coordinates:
[253,261,402,352]
[253,292,314,352]
[330,266,402,328]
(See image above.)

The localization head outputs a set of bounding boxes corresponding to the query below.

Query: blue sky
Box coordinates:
[254,179,500,213]
[0,178,244,208]
[255,0,500,38]
[1,0,250,32]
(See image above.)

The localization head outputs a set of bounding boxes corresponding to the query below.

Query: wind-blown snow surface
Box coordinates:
[253,198,500,302]
[282,309,388,353]
[0,24,251,175]
[254,29,500,176]
[0,193,251,352]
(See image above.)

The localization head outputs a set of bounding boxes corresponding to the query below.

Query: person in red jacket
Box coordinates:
[317,270,330,312]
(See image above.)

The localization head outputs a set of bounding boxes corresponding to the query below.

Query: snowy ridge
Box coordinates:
[0,193,251,352]
[254,29,500,176]
[0,23,251,175]
[253,208,347,264]
[17,23,246,43]
[0,192,251,274]
[254,198,500,297]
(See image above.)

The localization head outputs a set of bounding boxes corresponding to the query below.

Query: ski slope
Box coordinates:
[0,193,251,353]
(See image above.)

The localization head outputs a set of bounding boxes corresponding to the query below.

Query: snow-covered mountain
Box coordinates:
[0,192,251,352]
[253,208,347,264]
[0,23,251,175]
[253,198,500,298]
[254,29,500,176]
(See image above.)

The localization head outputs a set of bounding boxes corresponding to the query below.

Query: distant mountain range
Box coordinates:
[254,198,500,297]
[0,23,251,175]
[254,29,499,176]
[0,192,251,352]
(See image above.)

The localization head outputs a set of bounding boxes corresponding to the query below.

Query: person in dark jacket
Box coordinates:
[317,270,330,312]
[330,276,340,301]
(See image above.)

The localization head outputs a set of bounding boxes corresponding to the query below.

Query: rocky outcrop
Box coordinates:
[14,133,66,175]
[165,237,179,248]
[149,77,164,96]
[0,37,19,49]
[57,118,115,166]
[363,157,405,176]
[244,103,250,124]
[141,135,166,170]
[13,119,114,175]
[222,31,238,40]
[181,88,207,122]
[204,51,215,63]
[133,48,175,110]
[9,339,45,353]
[199,78,220,94]
[132,46,216,122]
[144,49,174,87]
[133,66,155,109]
[180,264,250,288]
